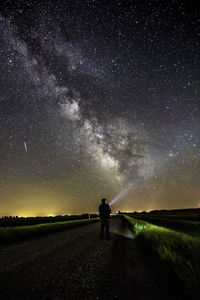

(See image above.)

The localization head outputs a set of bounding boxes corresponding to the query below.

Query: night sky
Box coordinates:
[0,0,199,216]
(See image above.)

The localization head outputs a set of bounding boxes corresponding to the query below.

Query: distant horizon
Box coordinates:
[1,206,200,218]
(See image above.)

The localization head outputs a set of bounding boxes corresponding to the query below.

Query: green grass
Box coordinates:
[124,215,200,293]
[129,215,200,237]
[0,218,99,246]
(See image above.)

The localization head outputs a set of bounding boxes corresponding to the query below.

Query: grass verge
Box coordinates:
[0,218,99,246]
[129,215,200,237]
[124,215,200,296]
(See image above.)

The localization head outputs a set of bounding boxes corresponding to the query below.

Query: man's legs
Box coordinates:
[100,219,105,239]
[105,219,110,239]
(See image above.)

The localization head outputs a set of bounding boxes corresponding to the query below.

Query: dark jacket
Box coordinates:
[99,203,111,219]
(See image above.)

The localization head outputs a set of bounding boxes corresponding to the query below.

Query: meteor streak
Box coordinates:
[24,142,28,152]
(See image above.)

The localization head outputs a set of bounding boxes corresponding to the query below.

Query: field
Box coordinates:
[124,214,200,297]
[0,217,99,246]
[0,215,198,299]
[1,211,200,298]
[0,217,182,300]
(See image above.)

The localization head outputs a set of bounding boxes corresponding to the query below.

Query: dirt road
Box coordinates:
[0,217,183,300]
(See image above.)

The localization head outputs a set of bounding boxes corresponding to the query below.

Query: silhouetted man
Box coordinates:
[99,198,111,240]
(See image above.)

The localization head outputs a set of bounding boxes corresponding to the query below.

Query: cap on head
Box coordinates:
[101,198,106,203]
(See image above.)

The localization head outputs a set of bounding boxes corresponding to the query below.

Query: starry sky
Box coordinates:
[0,0,199,216]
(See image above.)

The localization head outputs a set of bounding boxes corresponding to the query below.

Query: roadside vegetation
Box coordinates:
[0,218,99,246]
[124,215,200,296]
[128,214,200,238]
[0,214,98,227]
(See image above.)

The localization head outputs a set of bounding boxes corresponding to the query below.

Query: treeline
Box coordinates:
[0,214,98,227]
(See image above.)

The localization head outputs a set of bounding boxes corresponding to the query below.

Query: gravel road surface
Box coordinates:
[0,217,183,300]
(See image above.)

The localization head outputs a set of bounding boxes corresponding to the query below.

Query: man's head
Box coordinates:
[101,198,106,204]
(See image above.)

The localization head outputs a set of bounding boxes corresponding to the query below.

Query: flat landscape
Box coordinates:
[0,1,199,299]
[0,217,184,300]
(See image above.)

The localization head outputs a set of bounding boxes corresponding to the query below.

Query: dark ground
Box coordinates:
[0,217,187,300]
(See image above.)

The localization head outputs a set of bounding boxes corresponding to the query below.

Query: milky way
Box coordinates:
[0,0,199,216]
